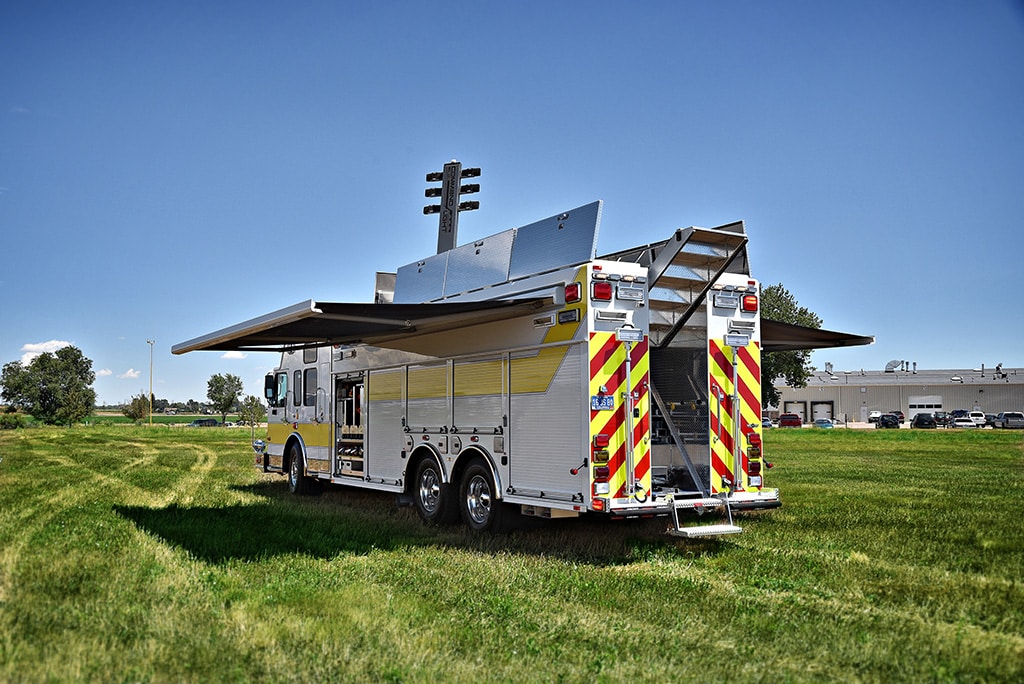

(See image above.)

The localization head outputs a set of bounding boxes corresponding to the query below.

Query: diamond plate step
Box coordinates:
[668,523,743,538]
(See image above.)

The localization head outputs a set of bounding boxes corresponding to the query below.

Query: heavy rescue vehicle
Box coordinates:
[175,194,866,536]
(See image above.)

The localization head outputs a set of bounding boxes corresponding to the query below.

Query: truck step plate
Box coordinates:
[670,497,725,510]
[669,524,743,538]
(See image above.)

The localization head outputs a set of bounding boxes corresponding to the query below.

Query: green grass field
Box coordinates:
[1,426,1021,682]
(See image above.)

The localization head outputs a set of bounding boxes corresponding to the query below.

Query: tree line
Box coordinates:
[1,348,265,428]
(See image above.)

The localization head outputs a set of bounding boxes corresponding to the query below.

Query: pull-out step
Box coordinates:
[669,523,743,538]
[666,494,742,538]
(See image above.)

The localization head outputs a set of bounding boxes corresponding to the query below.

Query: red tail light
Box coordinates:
[748,460,762,476]
[565,282,582,303]
[593,433,610,448]
[592,281,613,301]
[593,466,610,482]
[742,294,758,312]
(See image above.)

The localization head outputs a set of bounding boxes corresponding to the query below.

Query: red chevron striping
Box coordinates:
[633,411,649,446]
[595,398,625,439]
[709,408,735,455]
[711,451,730,480]
[737,380,759,418]
[589,334,621,381]
[709,339,732,378]
[606,441,625,474]
[737,343,760,378]
[629,338,648,366]
[634,451,650,481]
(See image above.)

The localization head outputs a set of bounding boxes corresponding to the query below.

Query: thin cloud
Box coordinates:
[119,369,141,379]
[21,340,72,364]
[222,351,247,359]
[97,369,113,377]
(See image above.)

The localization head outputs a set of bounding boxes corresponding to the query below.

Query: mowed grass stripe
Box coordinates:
[0,426,1022,681]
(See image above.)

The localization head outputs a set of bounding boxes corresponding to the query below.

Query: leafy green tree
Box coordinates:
[238,394,267,441]
[122,392,151,424]
[0,346,96,425]
[0,362,30,413]
[207,373,243,424]
[761,283,822,411]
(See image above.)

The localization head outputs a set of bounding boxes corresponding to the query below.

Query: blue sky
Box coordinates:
[2,1,1022,405]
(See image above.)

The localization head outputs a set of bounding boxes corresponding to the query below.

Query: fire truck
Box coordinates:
[175,195,865,537]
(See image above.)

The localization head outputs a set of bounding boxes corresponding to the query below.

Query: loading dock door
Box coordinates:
[811,402,834,422]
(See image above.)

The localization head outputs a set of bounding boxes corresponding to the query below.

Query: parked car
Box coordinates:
[812,418,834,429]
[188,418,218,427]
[779,413,802,428]
[933,411,950,427]
[868,410,882,423]
[950,417,976,428]
[911,413,937,429]
[968,411,987,428]
[890,410,905,423]
[984,413,997,427]
[875,413,900,429]
[996,411,1024,429]
[761,418,774,428]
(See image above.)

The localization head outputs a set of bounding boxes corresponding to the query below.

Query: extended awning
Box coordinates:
[761,319,874,352]
[173,297,871,356]
[172,297,559,355]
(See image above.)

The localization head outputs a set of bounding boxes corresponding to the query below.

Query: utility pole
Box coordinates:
[423,160,480,253]
[147,339,155,427]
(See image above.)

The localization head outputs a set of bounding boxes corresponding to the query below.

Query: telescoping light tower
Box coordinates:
[423,160,480,253]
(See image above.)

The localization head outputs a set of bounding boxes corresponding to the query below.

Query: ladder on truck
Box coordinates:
[605,222,750,537]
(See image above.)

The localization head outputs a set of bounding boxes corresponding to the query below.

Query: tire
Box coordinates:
[287,443,310,495]
[413,457,457,524]
[459,459,503,532]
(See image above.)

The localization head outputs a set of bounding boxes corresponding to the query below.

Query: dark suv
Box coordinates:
[875,413,900,429]
[933,411,950,427]
[911,413,937,429]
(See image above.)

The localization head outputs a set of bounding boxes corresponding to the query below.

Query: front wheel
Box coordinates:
[459,460,503,532]
[288,444,310,495]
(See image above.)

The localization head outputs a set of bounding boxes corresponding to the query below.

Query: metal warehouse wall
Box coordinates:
[771,368,1024,423]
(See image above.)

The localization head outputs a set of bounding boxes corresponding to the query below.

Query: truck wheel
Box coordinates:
[288,444,309,495]
[413,458,457,524]
[460,460,503,532]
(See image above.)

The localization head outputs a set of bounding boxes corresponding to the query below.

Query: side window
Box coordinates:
[293,370,302,407]
[303,348,318,364]
[272,372,288,408]
[304,368,317,406]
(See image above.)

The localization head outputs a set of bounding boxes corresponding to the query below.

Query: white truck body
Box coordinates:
[176,201,784,535]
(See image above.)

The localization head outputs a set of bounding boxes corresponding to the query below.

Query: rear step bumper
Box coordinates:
[728,489,782,511]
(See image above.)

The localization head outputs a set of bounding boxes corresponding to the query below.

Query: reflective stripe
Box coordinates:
[589,332,650,502]
[709,339,761,492]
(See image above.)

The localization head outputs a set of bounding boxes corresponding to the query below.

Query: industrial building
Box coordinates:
[772,364,1024,424]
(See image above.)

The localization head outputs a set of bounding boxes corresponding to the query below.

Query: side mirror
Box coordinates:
[264,374,276,403]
